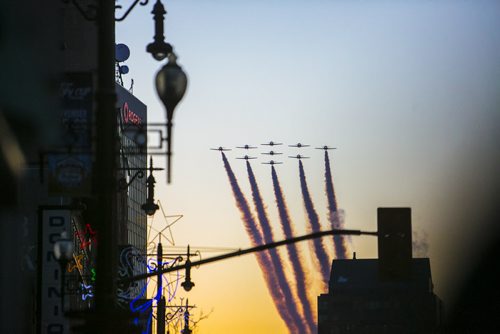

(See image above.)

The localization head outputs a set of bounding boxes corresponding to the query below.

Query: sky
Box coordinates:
[117,1,500,333]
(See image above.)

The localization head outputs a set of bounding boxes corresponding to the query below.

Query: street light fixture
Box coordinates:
[53,231,74,311]
[181,245,195,292]
[141,156,160,216]
[54,230,74,265]
[155,52,188,183]
[146,0,173,61]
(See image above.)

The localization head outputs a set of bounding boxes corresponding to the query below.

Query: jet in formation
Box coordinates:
[262,160,283,165]
[289,143,310,148]
[236,144,257,150]
[289,154,310,160]
[261,141,283,147]
[210,147,231,152]
[315,145,336,151]
[236,155,257,160]
[261,151,282,156]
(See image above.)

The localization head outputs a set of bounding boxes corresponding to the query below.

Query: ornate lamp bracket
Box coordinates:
[61,0,150,22]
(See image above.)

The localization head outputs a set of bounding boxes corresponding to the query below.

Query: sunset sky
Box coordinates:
[117,1,500,333]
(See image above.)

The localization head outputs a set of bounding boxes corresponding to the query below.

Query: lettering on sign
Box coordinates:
[122,102,142,125]
[60,82,92,100]
[42,211,70,333]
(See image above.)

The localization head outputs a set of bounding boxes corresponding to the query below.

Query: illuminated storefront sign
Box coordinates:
[41,211,71,334]
[122,102,142,125]
[116,83,147,144]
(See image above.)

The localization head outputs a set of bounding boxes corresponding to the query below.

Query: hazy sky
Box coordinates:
[117,1,500,332]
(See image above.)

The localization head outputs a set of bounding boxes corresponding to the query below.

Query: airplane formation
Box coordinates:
[210,143,337,165]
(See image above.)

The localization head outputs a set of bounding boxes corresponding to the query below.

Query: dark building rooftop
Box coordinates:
[318,258,444,334]
[318,207,443,333]
[328,258,433,294]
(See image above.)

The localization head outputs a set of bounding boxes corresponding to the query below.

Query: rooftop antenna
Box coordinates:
[115,43,131,87]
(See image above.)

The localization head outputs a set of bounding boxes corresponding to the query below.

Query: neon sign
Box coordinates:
[122,102,142,125]
[67,254,84,273]
[74,223,97,250]
[80,283,94,301]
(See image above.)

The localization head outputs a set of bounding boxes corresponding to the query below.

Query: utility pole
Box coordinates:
[182,299,192,334]
[94,0,117,330]
[157,242,166,334]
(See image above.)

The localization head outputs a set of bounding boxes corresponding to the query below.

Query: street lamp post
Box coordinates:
[155,52,188,183]
[157,242,165,334]
[146,0,173,61]
[181,245,194,292]
[141,156,160,216]
[182,299,192,334]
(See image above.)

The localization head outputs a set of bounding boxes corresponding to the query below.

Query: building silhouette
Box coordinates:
[0,2,149,332]
[318,208,444,334]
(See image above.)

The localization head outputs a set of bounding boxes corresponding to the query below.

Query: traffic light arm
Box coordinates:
[121,228,378,283]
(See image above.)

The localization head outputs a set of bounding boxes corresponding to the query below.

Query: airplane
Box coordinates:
[289,143,310,148]
[261,141,283,146]
[261,151,283,156]
[236,155,257,160]
[262,160,283,165]
[289,154,310,160]
[315,146,337,151]
[210,147,231,152]
[236,144,257,150]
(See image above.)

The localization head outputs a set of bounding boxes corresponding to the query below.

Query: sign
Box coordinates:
[116,83,147,145]
[117,245,146,307]
[47,155,92,195]
[122,102,143,125]
[48,73,93,196]
[41,210,71,334]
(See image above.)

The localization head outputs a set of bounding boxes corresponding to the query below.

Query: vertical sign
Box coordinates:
[41,210,71,333]
[48,73,93,196]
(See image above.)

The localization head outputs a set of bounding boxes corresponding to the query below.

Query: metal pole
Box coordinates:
[122,229,379,283]
[94,0,117,331]
[157,242,165,334]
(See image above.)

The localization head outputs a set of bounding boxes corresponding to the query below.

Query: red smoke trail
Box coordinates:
[324,150,348,259]
[272,166,317,333]
[221,153,297,333]
[246,161,308,334]
[298,160,331,285]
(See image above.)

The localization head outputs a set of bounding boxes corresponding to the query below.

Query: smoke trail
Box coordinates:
[324,150,348,259]
[298,160,331,285]
[246,161,308,334]
[221,153,297,333]
[412,230,430,257]
[272,166,317,333]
